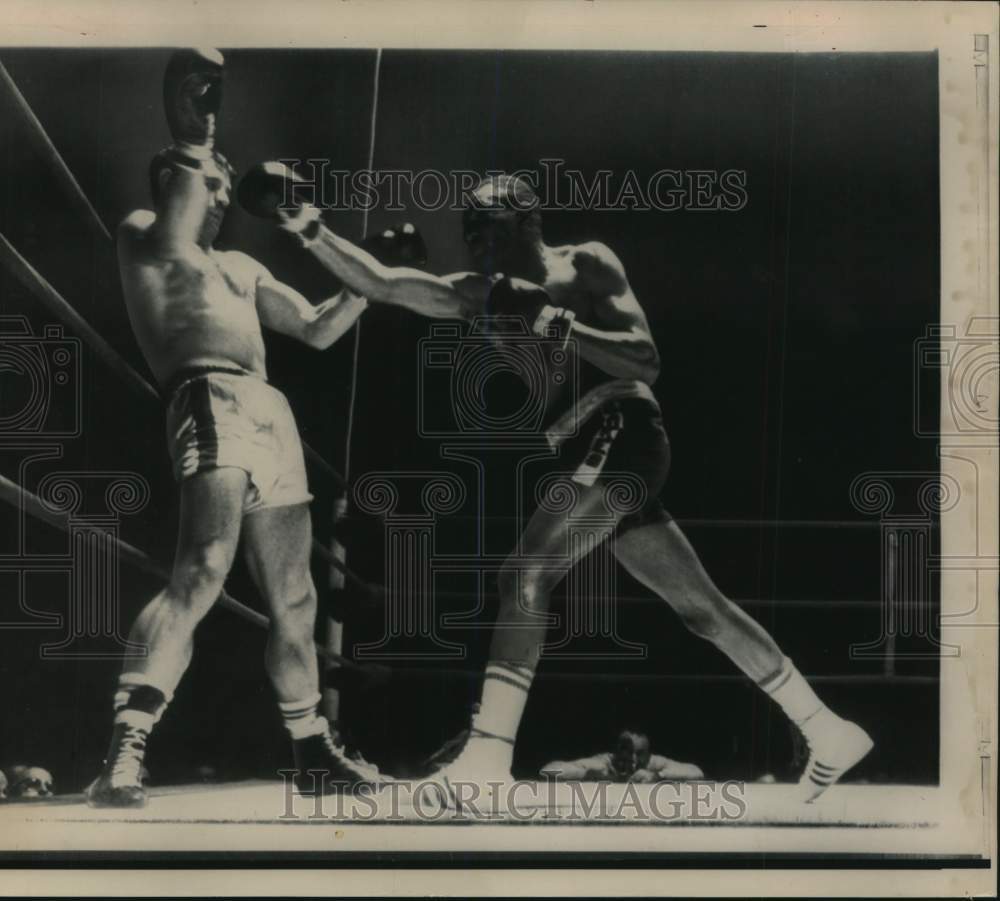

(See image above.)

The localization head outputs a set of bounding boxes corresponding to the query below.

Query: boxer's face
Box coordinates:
[463,205,520,271]
[159,156,231,246]
[463,183,533,272]
[197,158,232,246]
[612,732,651,777]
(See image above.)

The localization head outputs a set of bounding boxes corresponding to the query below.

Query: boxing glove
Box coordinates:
[163,48,224,158]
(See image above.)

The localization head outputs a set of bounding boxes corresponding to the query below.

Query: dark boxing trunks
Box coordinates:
[548,381,671,536]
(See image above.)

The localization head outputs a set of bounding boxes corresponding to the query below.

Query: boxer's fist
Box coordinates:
[237,162,321,236]
[486,276,575,343]
[486,276,549,322]
[163,48,224,157]
[362,222,428,269]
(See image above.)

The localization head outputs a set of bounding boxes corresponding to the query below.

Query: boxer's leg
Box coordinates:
[241,502,318,704]
[242,501,382,792]
[442,478,622,786]
[613,519,783,681]
[613,520,873,800]
[87,467,248,807]
[127,467,248,690]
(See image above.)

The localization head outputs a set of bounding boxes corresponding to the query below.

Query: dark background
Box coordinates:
[0,49,939,790]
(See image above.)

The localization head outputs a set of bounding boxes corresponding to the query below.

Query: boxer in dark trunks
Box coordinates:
[238,165,873,803]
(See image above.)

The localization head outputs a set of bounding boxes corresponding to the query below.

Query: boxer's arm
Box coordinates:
[254,267,367,349]
[238,163,486,317]
[148,161,218,257]
[301,223,485,320]
[566,243,660,384]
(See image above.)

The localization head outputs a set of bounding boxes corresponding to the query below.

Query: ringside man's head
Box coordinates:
[149,147,235,247]
[462,173,542,272]
[612,729,652,777]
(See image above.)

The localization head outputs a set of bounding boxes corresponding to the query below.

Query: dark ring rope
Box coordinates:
[0,470,387,678]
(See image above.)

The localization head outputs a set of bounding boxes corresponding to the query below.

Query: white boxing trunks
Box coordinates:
[164,366,313,514]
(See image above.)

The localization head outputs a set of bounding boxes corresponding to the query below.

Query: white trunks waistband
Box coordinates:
[545,379,659,450]
[164,365,263,402]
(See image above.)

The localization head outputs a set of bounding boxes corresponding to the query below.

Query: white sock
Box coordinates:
[468,661,535,768]
[279,692,328,740]
[760,657,828,736]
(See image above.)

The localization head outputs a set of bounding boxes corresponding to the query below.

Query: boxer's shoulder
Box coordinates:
[117,209,156,249]
[570,241,624,276]
[569,241,629,296]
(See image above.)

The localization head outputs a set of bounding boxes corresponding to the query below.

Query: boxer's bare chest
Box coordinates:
[124,241,267,382]
[161,250,256,311]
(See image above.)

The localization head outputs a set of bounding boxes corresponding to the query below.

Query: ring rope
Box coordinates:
[0,64,348,491]
[0,470,384,675]
[0,230,159,403]
[363,665,934,687]
[0,61,111,242]
[0,231,365,588]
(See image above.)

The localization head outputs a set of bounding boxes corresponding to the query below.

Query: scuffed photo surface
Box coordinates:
[0,2,995,897]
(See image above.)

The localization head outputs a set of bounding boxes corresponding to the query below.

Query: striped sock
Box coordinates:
[760,657,826,732]
[279,692,328,740]
[471,661,535,760]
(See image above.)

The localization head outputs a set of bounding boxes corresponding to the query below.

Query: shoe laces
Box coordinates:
[348,749,380,775]
[321,731,381,778]
[320,731,349,760]
[109,724,147,788]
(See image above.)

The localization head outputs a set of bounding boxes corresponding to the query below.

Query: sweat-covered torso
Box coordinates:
[118,210,268,387]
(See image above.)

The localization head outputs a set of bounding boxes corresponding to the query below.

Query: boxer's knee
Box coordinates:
[172,542,233,613]
[497,564,518,605]
[498,562,557,615]
[676,592,730,642]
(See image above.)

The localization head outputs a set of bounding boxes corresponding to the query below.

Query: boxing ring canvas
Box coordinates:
[0,1,996,897]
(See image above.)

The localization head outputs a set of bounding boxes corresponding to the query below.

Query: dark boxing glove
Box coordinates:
[361,222,428,269]
[163,48,224,159]
[237,161,321,240]
[486,276,576,346]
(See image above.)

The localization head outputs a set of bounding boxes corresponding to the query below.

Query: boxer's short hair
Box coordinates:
[471,173,540,213]
[149,147,235,205]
